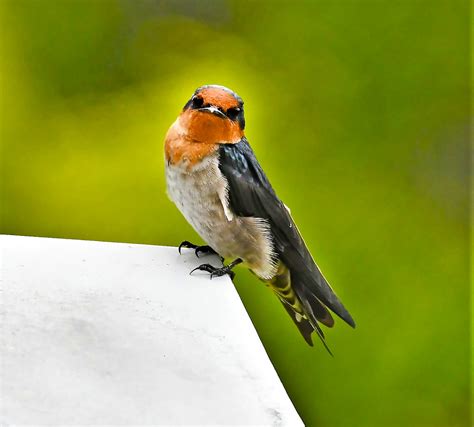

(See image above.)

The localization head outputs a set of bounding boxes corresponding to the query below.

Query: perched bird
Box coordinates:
[164,84,355,350]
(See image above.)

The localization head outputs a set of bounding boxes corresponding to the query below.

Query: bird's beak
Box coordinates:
[198,105,226,118]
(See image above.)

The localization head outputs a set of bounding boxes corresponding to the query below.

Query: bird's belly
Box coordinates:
[165,159,276,279]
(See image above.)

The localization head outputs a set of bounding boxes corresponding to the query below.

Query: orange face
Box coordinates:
[182,85,245,143]
[165,85,245,167]
[180,108,243,145]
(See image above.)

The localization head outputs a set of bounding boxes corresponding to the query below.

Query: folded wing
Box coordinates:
[218,138,355,329]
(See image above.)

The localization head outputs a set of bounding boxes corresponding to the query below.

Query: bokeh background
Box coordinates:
[1,1,470,426]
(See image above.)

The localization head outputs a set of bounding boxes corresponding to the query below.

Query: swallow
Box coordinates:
[164,84,355,350]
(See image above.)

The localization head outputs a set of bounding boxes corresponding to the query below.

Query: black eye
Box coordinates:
[192,96,204,108]
[226,107,240,120]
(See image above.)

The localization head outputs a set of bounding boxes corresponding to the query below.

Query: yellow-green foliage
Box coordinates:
[1,1,469,426]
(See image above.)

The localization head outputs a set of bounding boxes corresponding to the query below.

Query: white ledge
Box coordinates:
[0,235,303,426]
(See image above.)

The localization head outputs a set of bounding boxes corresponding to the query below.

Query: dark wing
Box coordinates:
[218,138,355,328]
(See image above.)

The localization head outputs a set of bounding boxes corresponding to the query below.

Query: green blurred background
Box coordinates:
[1,1,470,425]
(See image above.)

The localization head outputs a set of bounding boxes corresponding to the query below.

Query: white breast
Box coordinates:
[165,154,277,280]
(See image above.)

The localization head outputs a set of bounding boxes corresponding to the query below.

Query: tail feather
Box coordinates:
[304,291,335,328]
[279,300,314,346]
[279,298,333,355]
[291,264,356,328]
[268,261,334,353]
[309,318,334,356]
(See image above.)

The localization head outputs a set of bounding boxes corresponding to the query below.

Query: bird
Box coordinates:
[164,84,355,350]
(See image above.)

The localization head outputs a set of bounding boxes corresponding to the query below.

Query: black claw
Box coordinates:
[189,263,214,276]
[179,241,220,259]
[178,240,197,254]
[189,263,236,280]
[195,245,218,258]
[210,265,235,280]
[212,267,235,280]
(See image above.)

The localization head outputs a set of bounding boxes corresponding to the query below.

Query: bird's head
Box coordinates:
[179,85,245,144]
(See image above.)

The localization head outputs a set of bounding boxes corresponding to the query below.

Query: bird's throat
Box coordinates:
[164,111,243,168]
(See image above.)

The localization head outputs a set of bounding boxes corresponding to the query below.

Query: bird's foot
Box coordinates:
[190,258,243,280]
[178,240,219,258]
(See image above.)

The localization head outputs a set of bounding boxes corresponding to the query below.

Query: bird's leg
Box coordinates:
[190,258,243,280]
[178,240,219,258]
